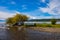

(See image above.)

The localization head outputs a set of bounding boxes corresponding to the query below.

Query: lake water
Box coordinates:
[0,27,24,40]
[0,26,60,40]
[0,22,60,40]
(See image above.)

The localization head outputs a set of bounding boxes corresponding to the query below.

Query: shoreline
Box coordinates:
[27,27,60,33]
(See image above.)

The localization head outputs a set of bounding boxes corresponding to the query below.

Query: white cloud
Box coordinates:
[0,11,16,20]
[39,0,60,15]
[0,6,17,20]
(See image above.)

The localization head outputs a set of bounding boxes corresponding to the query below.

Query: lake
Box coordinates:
[0,22,60,40]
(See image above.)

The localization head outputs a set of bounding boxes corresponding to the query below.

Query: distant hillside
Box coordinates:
[27,19,60,22]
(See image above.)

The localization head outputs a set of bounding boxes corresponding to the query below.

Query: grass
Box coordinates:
[36,23,51,27]
[23,23,60,28]
[52,24,60,28]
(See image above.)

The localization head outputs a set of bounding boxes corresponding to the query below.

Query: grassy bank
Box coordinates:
[52,24,60,28]
[36,24,60,28]
[24,23,60,28]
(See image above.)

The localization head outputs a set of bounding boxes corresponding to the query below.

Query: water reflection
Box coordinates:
[0,28,25,40]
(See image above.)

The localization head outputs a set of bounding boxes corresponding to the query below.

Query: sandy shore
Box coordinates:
[27,27,60,33]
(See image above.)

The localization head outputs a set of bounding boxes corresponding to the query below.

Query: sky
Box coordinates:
[0,0,60,22]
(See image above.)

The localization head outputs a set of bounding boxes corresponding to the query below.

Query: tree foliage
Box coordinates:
[6,17,14,26]
[51,18,56,25]
[13,14,28,22]
[6,13,28,26]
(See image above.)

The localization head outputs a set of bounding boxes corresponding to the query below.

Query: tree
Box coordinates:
[6,17,14,26]
[13,14,22,23]
[6,13,28,26]
[13,14,28,23]
[21,15,28,21]
[51,18,56,25]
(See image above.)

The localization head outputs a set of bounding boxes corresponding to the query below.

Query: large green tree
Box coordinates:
[6,13,28,26]
[6,17,14,26]
[13,14,28,23]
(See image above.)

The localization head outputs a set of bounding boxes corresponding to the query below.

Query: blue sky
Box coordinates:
[0,0,60,22]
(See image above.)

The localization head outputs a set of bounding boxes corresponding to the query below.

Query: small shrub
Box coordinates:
[45,24,52,27]
[51,18,56,25]
[36,23,41,27]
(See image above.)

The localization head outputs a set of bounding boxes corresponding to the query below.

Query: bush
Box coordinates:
[45,24,52,27]
[36,23,46,27]
[36,23,42,27]
[51,19,56,25]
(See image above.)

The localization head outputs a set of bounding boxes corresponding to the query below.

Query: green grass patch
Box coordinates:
[36,23,60,28]
[52,24,60,28]
[36,23,52,27]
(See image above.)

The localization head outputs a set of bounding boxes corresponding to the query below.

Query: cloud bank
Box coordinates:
[0,11,16,20]
[40,0,60,15]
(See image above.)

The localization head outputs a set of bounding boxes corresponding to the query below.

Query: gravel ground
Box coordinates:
[24,28,60,40]
[28,27,60,33]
